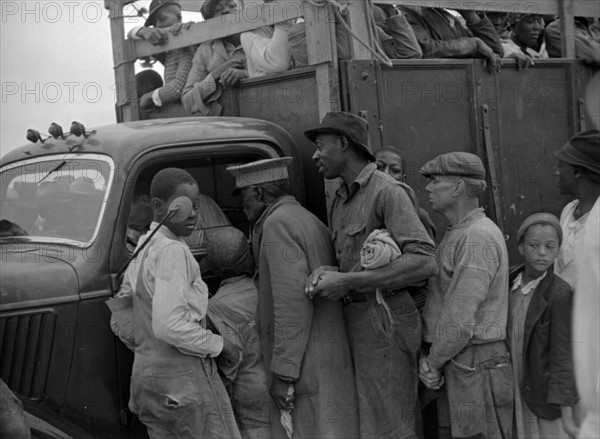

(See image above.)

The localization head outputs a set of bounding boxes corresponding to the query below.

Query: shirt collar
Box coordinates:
[336,163,377,200]
[449,208,485,230]
[511,270,546,295]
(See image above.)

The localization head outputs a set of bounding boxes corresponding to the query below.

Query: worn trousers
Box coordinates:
[440,341,513,439]
[131,356,241,439]
[345,291,422,439]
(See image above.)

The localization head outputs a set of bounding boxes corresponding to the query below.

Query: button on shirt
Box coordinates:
[119,222,223,357]
[328,163,435,274]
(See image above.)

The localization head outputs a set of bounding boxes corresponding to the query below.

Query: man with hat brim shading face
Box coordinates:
[226,157,359,439]
[418,152,513,438]
[182,0,248,116]
[554,129,600,438]
[128,0,195,111]
[304,111,438,438]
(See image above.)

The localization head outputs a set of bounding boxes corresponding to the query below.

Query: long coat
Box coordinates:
[252,195,359,439]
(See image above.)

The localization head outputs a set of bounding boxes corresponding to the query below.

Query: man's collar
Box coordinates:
[336,163,377,198]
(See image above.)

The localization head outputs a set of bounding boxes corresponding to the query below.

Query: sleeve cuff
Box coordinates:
[128,26,143,40]
[152,88,162,107]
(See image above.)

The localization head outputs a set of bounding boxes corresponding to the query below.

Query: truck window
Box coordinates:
[0,155,113,244]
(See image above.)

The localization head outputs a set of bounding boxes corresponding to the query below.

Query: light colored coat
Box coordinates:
[252,195,359,439]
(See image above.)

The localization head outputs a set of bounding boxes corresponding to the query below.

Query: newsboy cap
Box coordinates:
[516,212,562,245]
[226,157,292,193]
[145,0,181,26]
[553,129,600,175]
[304,111,375,161]
[200,0,221,20]
[420,152,486,180]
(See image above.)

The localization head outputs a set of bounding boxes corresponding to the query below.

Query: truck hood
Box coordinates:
[0,244,79,311]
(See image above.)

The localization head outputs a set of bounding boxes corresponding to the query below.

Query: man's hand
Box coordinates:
[219,338,241,367]
[270,376,295,410]
[220,68,247,88]
[508,52,534,70]
[476,38,502,74]
[305,265,339,298]
[212,59,245,81]
[138,27,169,45]
[139,91,155,109]
[170,21,194,36]
[308,270,348,300]
[419,355,444,389]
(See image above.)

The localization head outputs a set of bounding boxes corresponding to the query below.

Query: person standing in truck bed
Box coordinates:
[128,0,195,111]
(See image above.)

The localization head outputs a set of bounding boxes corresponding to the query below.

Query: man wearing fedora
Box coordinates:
[554,129,600,437]
[226,158,359,439]
[418,152,512,438]
[304,111,437,438]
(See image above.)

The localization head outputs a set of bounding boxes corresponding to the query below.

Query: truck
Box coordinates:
[1,0,598,437]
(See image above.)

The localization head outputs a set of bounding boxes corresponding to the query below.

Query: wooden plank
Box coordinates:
[303,1,340,115]
[134,0,304,58]
[344,0,373,60]
[106,0,139,123]
[371,0,599,16]
[559,0,577,58]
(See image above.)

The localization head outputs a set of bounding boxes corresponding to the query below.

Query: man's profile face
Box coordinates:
[240,186,265,223]
[425,175,457,212]
[555,160,577,196]
[312,133,344,179]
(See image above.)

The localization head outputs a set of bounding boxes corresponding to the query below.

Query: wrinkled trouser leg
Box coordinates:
[443,342,513,439]
[133,357,241,439]
[0,379,30,439]
[346,292,422,439]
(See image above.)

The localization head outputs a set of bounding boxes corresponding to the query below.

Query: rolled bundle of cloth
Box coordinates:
[360,229,402,325]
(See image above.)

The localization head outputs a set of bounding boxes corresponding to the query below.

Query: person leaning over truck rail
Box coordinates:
[181,0,248,116]
[288,3,421,68]
[127,0,195,111]
[121,168,242,439]
[241,20,293,77]
[227,157,359,439]
[546,17,600,66]
[305,112,437,438]
[418,152,513,439]
[500,14,548,66]
[553,129,600,438]
[398,6,503,73]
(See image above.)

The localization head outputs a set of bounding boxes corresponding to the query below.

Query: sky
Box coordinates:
[0,0,201,157]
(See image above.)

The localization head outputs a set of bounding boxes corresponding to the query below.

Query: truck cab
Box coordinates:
[0,117,304,437]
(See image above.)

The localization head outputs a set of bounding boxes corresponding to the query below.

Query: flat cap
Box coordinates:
[420,152,486,180]
[516,212,562,244]
[226,157,292,192]
[553,129,600,175]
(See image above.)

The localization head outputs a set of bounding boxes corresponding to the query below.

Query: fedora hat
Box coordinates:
[304,111,374,161]
[145,0,181,26]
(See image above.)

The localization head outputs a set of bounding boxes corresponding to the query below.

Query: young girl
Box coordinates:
[509,213,578,438]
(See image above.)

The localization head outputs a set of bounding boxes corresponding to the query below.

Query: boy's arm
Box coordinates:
[154,47,195,106]
[152,244,223,357]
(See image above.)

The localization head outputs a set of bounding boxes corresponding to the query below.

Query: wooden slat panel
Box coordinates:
[372,0,599,16]
[134,0,304,58]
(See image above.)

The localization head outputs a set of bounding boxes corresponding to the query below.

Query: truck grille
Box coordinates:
[0,311,56,398]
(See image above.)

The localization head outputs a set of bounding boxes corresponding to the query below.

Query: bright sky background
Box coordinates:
[0,0,202,157]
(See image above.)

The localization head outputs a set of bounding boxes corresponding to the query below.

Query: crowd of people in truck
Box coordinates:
[130,0,600,117]
[99,112,598,439]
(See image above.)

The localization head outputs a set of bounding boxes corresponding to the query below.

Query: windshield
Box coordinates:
[1,155,113,244]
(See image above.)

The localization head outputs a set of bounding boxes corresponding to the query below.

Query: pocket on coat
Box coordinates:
[487,359,513,408]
